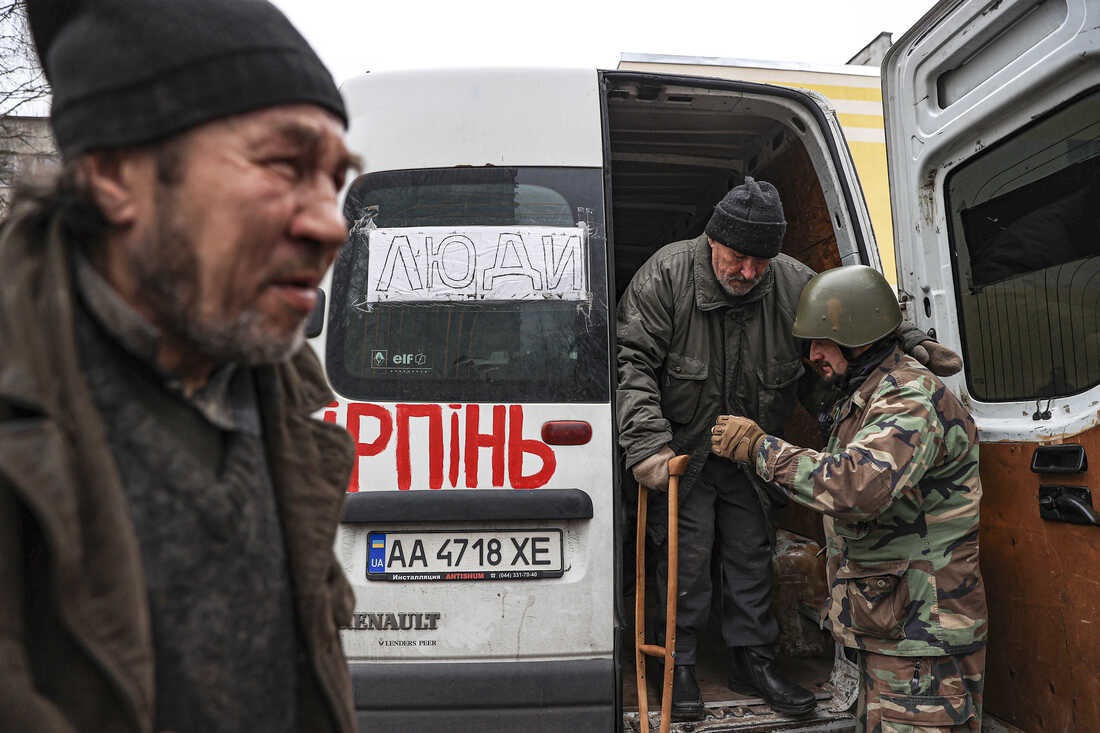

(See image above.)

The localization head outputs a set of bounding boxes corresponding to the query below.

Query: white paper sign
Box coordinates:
[366,226,588,302]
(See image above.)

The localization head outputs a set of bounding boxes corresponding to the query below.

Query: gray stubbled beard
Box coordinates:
[129,186,304,366]
[718,274,763,297]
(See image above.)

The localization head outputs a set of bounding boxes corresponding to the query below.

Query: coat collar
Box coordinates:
[73,252,162,368]
[854,345,907,403]
[0,201,62,416]
[691,233,775,312]
[0,197,157,726]
[832,346,908,426]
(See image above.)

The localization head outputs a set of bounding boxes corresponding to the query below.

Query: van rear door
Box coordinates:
[883,2,1100,730]
[328,69,618,733]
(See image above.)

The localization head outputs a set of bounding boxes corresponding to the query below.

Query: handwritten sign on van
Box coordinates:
[366,226,588,302]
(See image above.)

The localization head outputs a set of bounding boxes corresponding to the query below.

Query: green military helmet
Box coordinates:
[791,265,902,347]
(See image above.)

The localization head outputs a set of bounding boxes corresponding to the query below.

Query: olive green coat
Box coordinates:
[616,234,817,497]
[0,200,358,732]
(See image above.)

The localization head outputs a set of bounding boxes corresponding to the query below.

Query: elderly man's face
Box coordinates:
[708,237,770,297]
[125,104,355,365]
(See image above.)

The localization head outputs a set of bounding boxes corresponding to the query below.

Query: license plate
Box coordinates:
[366,529,564,581]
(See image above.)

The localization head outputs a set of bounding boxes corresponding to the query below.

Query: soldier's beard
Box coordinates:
[810,352,854,387]
[811,361,846,386]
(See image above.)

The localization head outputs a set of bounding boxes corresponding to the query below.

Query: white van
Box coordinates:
[313,61,875,731]
[310,1,1100,730]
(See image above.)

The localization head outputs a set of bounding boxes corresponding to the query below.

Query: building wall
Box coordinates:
[0,116,58,217]
[617,56,895,284]
[847,32,893,67]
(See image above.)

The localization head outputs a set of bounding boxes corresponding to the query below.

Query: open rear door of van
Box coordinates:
[883,2,1100,731]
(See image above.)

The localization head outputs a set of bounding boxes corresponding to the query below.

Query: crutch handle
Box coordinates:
[634,454,690,733]
[668,454,690,477]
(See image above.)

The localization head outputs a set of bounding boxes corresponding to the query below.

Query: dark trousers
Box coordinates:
[656,456,777,665]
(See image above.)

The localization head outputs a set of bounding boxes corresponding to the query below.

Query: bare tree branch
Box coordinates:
[0,1,55,216]
[0,0,51,120]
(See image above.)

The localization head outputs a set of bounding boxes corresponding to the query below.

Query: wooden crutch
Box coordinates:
[634,454,691,733]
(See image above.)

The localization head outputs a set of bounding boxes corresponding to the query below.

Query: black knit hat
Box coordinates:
[27,0,347,159]
[704,177,788,258]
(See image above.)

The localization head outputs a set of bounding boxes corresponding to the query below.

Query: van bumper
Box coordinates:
[350,657,616,732]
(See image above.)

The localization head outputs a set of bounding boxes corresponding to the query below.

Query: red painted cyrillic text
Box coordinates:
[346,402,393,492]
[396,404,444,490]
[508,405,556,489]
[465,404,506,487]
[342,403,559,491]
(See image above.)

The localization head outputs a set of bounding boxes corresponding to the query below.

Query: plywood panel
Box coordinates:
[757,142,841,276]
[979,429,1100,733]
[762,140,837,547]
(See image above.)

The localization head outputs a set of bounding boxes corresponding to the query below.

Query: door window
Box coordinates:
[946,87,1100,401]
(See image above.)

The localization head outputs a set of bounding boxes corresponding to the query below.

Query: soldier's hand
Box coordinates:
[911,339,962,377]
[896,324,962,377]
[710,415,766,464]
[631,445,675,492]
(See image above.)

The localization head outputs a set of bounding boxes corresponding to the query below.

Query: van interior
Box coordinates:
[604,72,857,728]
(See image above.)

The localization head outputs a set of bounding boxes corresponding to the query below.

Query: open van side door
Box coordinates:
[883,2,1100,731]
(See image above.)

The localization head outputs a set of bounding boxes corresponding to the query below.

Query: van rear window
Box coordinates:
[327,168,610,403]
[946,87,1100,402]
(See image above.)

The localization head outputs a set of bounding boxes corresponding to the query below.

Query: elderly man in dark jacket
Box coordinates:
[0,2,360,732]
[617,178,958,720]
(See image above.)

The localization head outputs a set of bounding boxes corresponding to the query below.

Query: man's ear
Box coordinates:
[79,151,152,227]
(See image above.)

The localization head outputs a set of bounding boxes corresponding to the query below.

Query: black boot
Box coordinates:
[728,646,815,716]
[668,665,706,721]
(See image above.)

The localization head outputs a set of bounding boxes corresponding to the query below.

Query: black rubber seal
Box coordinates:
[342,488,594,523]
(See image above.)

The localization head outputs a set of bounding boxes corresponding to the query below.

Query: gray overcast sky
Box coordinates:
[271,0,941,86]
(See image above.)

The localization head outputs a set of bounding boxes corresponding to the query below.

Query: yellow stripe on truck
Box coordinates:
[847,139,895,282]
[837,113,885,129]
[777,82,883,103]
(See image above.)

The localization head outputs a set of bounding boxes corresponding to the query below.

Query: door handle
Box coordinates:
[1054,494,1099,526]
[1039,485,1099,527]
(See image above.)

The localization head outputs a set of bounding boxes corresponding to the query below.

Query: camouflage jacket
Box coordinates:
[754,346,988,656]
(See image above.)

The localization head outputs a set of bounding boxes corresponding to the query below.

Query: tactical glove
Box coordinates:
[631,445,674,492]
[910,339,963,377]
[897,324,962,377]
[710,415,766,464]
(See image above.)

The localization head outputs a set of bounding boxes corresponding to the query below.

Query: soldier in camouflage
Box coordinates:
[710,265,988,732]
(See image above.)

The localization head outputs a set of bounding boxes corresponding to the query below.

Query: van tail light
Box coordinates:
[541,421,592,446]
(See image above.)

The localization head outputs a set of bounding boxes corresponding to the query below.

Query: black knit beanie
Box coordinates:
[704,177,788,258]
[27,0,347,160]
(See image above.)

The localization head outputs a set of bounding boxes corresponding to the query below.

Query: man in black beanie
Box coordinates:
[616,178,961,720]
[0,2,361,732]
